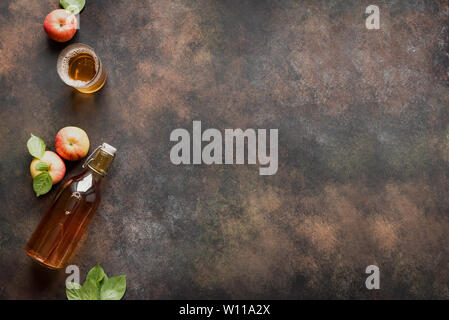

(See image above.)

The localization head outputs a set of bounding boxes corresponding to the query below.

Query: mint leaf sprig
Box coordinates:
[35,161,49,171]
[66,264,127,300]
[33,173,53,197]
[60,0,86,15]
[27,134,53,197]
[27,134,45,159]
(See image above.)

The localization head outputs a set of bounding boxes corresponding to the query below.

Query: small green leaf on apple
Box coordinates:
[33,172,53,197]
[60,0,85,15]
[35,161,49,172]
[27,134,46,159]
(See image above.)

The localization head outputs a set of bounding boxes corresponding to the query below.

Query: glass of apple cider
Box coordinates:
[57,43,107,93]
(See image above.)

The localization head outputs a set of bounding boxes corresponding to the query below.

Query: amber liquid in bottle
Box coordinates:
[25,145,116,269]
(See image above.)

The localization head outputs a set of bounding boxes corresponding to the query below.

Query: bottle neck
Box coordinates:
[87,149,114,177]
[86,166,105,182]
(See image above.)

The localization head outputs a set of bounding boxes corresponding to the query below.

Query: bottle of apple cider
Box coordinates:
[25,143,117,269]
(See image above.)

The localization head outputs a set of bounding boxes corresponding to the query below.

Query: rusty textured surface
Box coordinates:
[1,0,449,299]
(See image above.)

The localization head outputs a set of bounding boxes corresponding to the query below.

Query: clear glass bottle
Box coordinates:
[25,143,116,269]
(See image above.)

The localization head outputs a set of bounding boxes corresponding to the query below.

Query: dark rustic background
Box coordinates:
[1,0,449,299]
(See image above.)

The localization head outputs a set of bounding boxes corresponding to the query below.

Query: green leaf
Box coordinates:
[27,134,45,159]
[100,275,126,300]
[65,264,126,301]
[100,273,108,287]
[33,172,53,197]
[86,264,106,286]
[66,278,100,300]
[35,161,49,172]
[80,279,100,300]
[60,0,85,15]
[66,282,82,300]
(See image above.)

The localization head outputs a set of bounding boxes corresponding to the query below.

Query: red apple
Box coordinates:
[30,151,66,184]
[43,9,77,43]
[55,126,90,161]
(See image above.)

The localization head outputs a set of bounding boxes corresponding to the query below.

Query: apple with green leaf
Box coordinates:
[27,134,66,197]
[30,151,66,185]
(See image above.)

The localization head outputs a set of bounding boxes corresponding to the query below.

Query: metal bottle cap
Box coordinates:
[101,143,117,156]
[82,143,117,176]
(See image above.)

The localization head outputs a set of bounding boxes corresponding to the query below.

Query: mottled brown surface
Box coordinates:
[1,0,449,299]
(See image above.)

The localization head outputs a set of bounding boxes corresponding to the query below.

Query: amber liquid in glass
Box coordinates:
[57,43,107,94]
[25,149,114,269]
[68,53,107,94]
[68,54,97,82]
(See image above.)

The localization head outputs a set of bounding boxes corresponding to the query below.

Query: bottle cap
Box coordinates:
[82,143,117,176]
[101,143,117,155]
